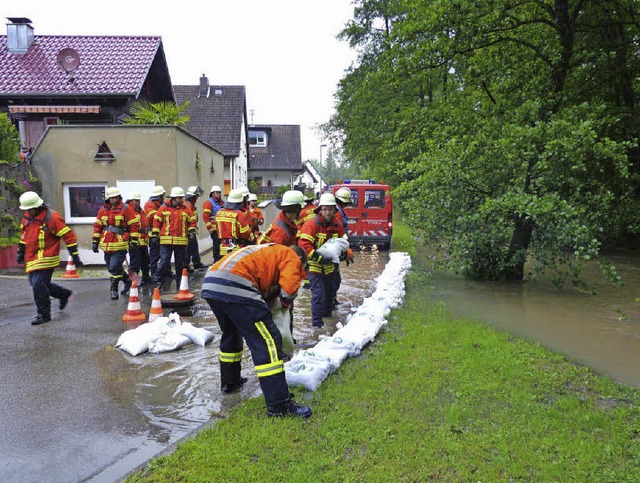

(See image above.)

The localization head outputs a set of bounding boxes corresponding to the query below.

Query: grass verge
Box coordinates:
[127,221,640,481]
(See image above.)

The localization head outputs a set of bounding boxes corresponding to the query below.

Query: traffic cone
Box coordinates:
[149,287,164,322]
[61,254,80,279]
[122,280,146,322]
[174,268,195,301]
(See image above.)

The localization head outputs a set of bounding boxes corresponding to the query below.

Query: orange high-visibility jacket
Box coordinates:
[152,200,197,246]
[143,198,162,232]
[19,207,78,273]
[93,200,141,252]
[215,207,254,254]
[258,211,298,246]
[201,243,304,307]
[124,202,149,246]
[298,214,345,274]
[202,197,224,232]
[296,202,317,229]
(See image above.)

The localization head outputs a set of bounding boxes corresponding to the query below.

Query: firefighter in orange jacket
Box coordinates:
[202,185,225,263]
[185,185,206,271]
[93,186,141,300]
[201,243,312,418]
[296,191,317,230]
[150,186,197,290]
[214,187,254,258]
[258,190,305,246]
[124,191,151,285]
[298,193,345,328]
[143,185,165,279]
[17,191,80,325]
[248,193,264,238]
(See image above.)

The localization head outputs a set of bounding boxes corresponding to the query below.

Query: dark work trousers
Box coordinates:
[104,250,127,281]
[333,263,341,306]
[28,268,70,317]
[211,231,222,262]
[149,241,160,277]
[187,234,202,267]
[130,244,150,278]
[205,298,290,407]
[308,271,336,326]
[155,244,188,288]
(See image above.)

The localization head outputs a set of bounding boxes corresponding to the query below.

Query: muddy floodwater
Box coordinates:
[421,249,640,388]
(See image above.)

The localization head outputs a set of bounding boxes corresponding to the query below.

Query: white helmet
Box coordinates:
[106,187,121,198]
[169,186,185,198]
[151,185,166,197]
[186,186,198,196]
[335,187,353,204]
[226,188,245,203]
[209,185,222,194]
[19,191,44,210]
[317,193,337,207]
[127,191,142,200]
[248,193,258,202]
[280,190,305,207]
[238,186,250,198]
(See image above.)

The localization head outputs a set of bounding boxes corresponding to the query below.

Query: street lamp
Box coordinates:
[319,143,327,193]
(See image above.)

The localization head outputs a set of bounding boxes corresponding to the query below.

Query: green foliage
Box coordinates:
[123,100,191,127]
[0,112,21,162]
[328,0,640,285]
[275,185,289,199]
[248,180,259,195]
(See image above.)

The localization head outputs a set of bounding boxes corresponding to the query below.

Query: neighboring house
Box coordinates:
[248,124,303,194]
[294,160,326,199]
[174,74,249,194]
[0,17,174,150]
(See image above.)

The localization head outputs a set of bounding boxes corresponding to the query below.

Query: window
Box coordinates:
[364,189,385,208]
[248,130,267,147]
[349,189,359,207]
[63,183,106,224]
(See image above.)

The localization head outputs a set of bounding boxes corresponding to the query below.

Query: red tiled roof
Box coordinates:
[0,35,162,95]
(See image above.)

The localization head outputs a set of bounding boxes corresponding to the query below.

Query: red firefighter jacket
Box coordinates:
[258,211,298,246]
[214,207,254,255]
[201,243,304,308]
[152,200,197,246]
[249,207,264,237]
[202,197,224,232]
[93,200,140,252]
[124,202,148,247]
[298,213,345,275]
[19,207,78,273]
[296,202,317,229]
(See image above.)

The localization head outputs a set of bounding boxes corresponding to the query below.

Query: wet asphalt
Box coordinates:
[0,249,389,482]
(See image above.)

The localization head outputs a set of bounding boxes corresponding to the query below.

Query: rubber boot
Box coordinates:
[266,399,312,418]
[31,313,51,325]
[110,278,119,300]
[120,272,132,295]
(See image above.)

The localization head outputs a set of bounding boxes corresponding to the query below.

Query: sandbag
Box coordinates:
[176,322,215,347]
[116,321,165,356]
[316,237,349,263]
[148,331,193,354]
[285,357,331,391]
[270,302,294,355]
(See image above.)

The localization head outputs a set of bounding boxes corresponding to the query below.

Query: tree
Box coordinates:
[0,113,21,162]
[329,0,640,287]
[123,100,190,126]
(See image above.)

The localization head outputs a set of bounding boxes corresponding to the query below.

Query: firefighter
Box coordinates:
[248,193,264,239]
[93,187,140,300]
[124,191,151,285]
[201,243,312,418]
[258,190,305,246]
[202,185,224,263]
[298,193,346,328]
[144,185,166,279]
[332,187,356,307]
[214,187,254,258]
[17,191,80,325]
[185,185,206,272]
[296,191,317,229]
[150,186,197,290]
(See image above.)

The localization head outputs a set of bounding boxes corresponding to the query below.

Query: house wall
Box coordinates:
[250,169,299,189]
[31,125,224,263]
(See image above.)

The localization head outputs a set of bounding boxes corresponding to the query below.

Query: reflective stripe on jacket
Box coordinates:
[202,197,224,232]
[93,200,140,252]
[19,208,78,273]
[258,211,298,246]
[201,243,303,307]
[215,208,254,254]
[152,200,196,246]
[298,214,345,274]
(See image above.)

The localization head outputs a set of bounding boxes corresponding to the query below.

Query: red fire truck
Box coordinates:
[331,180,393,250]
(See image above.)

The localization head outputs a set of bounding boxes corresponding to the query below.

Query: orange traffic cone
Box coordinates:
[174,268,195,301]
[61,254,80,279]
[149,287,164,322]
[122,280,146,322]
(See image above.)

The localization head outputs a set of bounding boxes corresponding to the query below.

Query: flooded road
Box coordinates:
[422,249,640,388]
[0,248,389,482]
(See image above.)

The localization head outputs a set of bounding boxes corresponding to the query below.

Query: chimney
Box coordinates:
[199,74,209,98]
[6,17,34,54]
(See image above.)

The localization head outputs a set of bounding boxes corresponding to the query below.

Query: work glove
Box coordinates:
[129,237,139,246]
[279,296,294,309]
[92,240,100,253]
[149,236,160,249]
[188,232,197,243]
[345,248,354,267]
[17,244,25,264]
[68,245,83,267]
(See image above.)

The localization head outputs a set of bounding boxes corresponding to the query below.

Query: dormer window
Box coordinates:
[249,130,267,147]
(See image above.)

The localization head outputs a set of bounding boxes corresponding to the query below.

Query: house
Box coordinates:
[294,160,326,199]
[0,17,174,150]
[174,75,249,194]
[248,124,303,194]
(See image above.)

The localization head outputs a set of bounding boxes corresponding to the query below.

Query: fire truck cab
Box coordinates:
[331,180,392,250]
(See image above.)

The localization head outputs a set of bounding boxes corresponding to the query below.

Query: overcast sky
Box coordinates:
[4,0,357,161]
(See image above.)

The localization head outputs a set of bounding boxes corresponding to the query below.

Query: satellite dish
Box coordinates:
[56,48,80,80]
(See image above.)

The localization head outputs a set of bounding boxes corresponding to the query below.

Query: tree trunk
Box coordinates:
[505,216,534,281]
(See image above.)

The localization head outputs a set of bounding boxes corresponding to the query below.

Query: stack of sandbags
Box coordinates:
[116,312,215,356]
